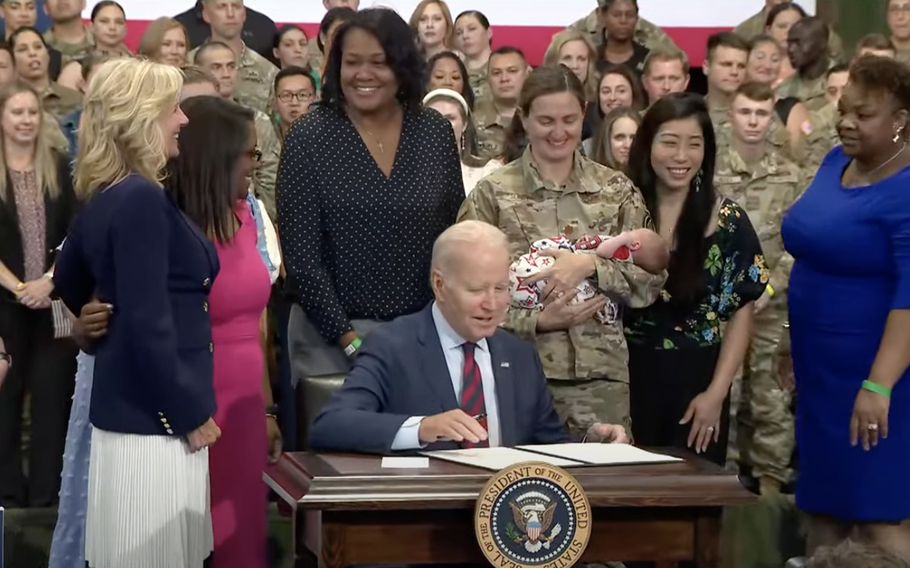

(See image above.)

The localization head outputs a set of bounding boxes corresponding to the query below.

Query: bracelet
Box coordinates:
[861,380,891,398]
[343,336,362,357]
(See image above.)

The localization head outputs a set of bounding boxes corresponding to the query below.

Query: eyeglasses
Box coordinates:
[248,147,262,162]
[277,92,315,103]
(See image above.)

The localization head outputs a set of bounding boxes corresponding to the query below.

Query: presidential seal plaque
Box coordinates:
[474,462,591,568]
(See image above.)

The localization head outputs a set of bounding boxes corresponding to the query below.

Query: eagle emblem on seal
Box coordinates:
[508,492,563,553]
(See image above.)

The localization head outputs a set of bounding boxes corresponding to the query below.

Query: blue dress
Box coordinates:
[782,147,910,522]
[48,351,94,567]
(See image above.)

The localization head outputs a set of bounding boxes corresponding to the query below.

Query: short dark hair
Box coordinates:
[454,10,490,30]
[194,41,234,65]
[857,33,895,52]
[183,65,219,88]
[317,7,356,54]
[90,0,124,20]
[164,97,255,244]
[598,0,639,12]
[321,8,427,113]
[765,2,807,28]
[274,66,317,95]
[628,93,717,303]
[808,540,910,568]
[425,51,476,110]
[490,46,527,66]
[849,53,910,114]
[706,32,749,62]
[735,81,775,103]
[827,63,849,78]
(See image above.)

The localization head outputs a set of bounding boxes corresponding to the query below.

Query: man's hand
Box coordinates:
[418,409,488,445]
[584,423,630,444]
[187,418,222,452]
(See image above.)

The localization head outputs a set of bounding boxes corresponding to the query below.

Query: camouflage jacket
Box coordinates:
[473,99,513,161]
[801,103,839,184]
[567,10,678,54]
[250,107,282,221]
[776,66,830,112]
[713,146,804,294]
[457,148,666,382]
[42,83,82,121]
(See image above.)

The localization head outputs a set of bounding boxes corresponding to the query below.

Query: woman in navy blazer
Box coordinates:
[54,58,220,568]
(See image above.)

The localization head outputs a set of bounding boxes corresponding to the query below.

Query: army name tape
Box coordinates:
[475,461,591,568]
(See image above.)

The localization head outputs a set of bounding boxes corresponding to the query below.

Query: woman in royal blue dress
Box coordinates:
[782,55,910,559]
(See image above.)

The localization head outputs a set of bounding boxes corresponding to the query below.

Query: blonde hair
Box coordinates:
[137,17,188,63]
[75,58,183,197]
[543,30,599,101]
[408,0,455,55]
[0,82,59,202]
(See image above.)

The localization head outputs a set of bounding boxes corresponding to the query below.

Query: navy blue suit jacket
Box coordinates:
[55,175,219,436]
[309,304,570,454]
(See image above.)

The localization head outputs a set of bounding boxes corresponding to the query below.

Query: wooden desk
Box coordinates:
[265,450,754,568]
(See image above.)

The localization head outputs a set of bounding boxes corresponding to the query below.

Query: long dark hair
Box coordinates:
[502,64,587,163]
[317,7,356,54]
[322,8,426,113]
[627,93,717,303]
[164,97,255,243]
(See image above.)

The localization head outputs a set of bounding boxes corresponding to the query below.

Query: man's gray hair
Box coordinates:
[431,220,509,275]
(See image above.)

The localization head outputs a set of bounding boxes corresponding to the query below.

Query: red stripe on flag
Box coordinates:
[118,20,729,67]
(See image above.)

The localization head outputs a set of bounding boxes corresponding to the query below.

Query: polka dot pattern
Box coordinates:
[276,104,465,343]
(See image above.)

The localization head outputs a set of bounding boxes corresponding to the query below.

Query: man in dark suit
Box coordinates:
[309,221,629,454]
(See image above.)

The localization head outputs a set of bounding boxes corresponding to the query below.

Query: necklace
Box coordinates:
[350,118,386,154]
[853,142,907,184]
[362,127,385,154]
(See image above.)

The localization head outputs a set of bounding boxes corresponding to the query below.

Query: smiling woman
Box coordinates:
[458,64,665,443]
[276,7,464,381]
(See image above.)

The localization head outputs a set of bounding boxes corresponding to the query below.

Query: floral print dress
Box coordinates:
[623,198,767,465]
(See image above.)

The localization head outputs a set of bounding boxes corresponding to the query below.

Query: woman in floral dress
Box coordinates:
[624,93,767,465]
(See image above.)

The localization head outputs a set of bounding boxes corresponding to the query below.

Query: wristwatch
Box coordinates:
[265,404,279,421]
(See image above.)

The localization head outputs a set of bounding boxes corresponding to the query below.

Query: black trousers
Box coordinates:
[628,343,730,467]
[0,301,76,507]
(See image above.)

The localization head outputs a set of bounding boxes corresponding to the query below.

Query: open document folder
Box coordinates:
[421,444,682,471]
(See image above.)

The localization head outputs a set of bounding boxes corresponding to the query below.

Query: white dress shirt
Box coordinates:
[390,303,502,450]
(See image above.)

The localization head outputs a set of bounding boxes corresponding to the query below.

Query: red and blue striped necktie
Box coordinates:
[461,342,489,448]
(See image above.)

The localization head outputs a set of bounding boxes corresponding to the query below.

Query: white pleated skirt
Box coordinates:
[85,428,214,568]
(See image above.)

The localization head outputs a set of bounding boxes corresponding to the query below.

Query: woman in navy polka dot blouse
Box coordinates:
[276,8,465,370]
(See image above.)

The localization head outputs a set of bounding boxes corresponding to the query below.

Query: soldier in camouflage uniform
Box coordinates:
[474,48,529,161]
[704,33,749,130]
[42,0,94,63]
[458,138,665,438]
[566,0,679,55]
[713,82,803,494]
[453,11,494,106]
[733,0,845,63]
[187,0,278,117]
[801,101,840,185]
[776,17,833,112]
[193,42,281,221]
[640,49,690,108]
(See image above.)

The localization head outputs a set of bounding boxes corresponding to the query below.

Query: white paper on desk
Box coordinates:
[517,443,683,466]
[421,447,584,471]
[381,456,430,468]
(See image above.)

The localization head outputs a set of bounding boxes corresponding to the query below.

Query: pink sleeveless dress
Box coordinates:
[207,203,272,568]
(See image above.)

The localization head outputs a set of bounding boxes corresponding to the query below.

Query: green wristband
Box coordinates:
[862,380,892,398]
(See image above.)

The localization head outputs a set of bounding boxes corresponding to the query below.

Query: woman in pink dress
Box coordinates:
[165,95,282,568]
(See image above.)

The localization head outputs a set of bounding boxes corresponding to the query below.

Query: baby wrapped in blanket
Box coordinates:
[510,229,669,323]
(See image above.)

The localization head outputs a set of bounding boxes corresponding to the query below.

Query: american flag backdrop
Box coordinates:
[83,0,818,67]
